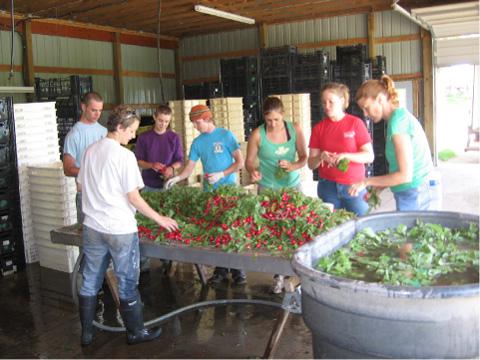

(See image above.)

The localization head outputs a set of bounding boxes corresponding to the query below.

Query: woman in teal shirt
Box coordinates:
[349,75,433,211]
[246,96,307,293]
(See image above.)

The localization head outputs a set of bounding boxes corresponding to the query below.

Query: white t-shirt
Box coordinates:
[78,137,145,234]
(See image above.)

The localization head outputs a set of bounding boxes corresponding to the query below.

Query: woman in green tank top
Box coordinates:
[245,96,308,293]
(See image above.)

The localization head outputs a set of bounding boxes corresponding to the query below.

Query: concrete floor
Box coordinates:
[0,151,478,359]
[0,262,312,359]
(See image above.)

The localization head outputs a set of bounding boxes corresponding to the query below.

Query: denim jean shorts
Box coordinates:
[317,178,368,216]
[79,226,140,300]
[393,181,431,211]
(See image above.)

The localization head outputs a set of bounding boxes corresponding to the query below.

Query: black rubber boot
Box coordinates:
[119,296,162,345]
[78,295,97,347]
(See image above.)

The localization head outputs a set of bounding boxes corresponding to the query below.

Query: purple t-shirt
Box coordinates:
[135,129,184,188]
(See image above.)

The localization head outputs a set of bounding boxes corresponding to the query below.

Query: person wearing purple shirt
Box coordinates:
[135,105,184,191]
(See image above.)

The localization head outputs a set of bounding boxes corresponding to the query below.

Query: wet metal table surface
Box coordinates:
[50,225,295,276]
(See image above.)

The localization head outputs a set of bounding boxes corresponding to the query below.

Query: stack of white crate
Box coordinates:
[168,100,206,185]
[28,163,78,272]
[272,93,313,182]
[13,102,61,264]
[209,97,245,142]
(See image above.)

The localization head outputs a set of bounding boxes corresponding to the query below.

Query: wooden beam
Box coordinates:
[296,37,367,50]
[182,48,260,62]
[34,66,114,76]
[22,20,35,102]
[258,23,268,49]
[375,33,421,44]
[390,72,423,81]
[421,28,434,155]
[113,32,124,105]
[412,78,419,119]
[122,70,176,79]
[0,64,23,72]
[368,12,376,58]
[175,48,183,100]
[183,76,219,85]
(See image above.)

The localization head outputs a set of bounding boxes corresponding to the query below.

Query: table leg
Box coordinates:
[263,309,290,359]
[195,263,208,285]
[105,269,120,308]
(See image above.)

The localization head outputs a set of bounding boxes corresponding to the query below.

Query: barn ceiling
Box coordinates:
[0,0,475,39]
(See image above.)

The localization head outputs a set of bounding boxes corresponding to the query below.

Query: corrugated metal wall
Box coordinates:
[268,14,367,58]
[375,10,421,74]
[180,10,422,81]
[0,31,177,114]
[122,44,176,112]
[0,30,27,102]
[180,28,258,80]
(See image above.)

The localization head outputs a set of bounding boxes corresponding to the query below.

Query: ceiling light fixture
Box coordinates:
[194,4,255,25]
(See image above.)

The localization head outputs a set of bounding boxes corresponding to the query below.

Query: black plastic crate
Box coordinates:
[262,76,293,97]
[336,44,367,63]
[0,235,15,255]
[261,45,297,57]
[35,75,93,101]
[0,166,15,191]
[0,118,11,146]
[0,254,17,276]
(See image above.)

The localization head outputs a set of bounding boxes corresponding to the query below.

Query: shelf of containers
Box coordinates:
[0,97,23,276]
[28,163,78,273]
[13,102,61,264]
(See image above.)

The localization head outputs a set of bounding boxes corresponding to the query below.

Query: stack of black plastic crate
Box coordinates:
[293,50,330,126]
[35,75,93,157]
[220,56,261,140]
[331,44,374,177]
[261,46,297,98]
[0,97,24,276]
[368,56,388,176]
[184,81,223,100]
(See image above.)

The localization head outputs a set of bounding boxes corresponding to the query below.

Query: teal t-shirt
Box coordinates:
[385,108,433,192]
[189,127,239,191]
[63,121,108,167]
[258,121,300,189]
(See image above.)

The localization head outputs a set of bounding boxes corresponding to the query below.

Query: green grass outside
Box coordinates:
[438,149,457,162]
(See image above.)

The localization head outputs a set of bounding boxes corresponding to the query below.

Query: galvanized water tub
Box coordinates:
[291,211,479,359]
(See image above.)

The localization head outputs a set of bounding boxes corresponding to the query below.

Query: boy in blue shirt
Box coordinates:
[165,104,246,284]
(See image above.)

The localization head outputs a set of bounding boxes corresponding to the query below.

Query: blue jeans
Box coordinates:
[79,225,140,299]
[317,178,368,216]
[394,181,431,211]
[76,192,84,225]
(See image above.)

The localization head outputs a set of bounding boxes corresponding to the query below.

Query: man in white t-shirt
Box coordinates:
[77,105,178,346]
[63,92,107,224]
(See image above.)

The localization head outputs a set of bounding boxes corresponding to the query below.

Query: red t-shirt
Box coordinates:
[309,114,371,184]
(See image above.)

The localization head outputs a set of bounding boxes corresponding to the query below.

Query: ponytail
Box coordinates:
[356,74,399,107]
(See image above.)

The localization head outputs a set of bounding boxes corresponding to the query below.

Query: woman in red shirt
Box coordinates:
[308,82,374,216]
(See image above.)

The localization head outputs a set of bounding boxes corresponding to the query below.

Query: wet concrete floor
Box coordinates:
[0,261,313,359]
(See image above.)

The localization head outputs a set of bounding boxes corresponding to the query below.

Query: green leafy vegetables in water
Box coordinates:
[316,220,479,286]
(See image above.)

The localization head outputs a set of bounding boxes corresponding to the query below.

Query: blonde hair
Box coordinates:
[107,105,139,132]
[355,75,399,107]
[321,82,350,110]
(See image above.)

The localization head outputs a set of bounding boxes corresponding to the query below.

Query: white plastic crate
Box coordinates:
[30,189,76,204]
[32,205,76,220]
[32,212,76,228]
[37,243,79,273]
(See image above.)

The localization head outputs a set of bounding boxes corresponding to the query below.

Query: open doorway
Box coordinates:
[436,64,479,159]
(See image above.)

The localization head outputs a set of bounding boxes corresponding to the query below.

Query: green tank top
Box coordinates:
[258,121,300,189]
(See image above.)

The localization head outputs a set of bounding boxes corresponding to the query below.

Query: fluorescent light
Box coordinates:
[194,5,255,25]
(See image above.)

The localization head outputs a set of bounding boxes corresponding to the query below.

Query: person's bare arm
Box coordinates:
[127,188,178,231]
[63,153,79,177]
